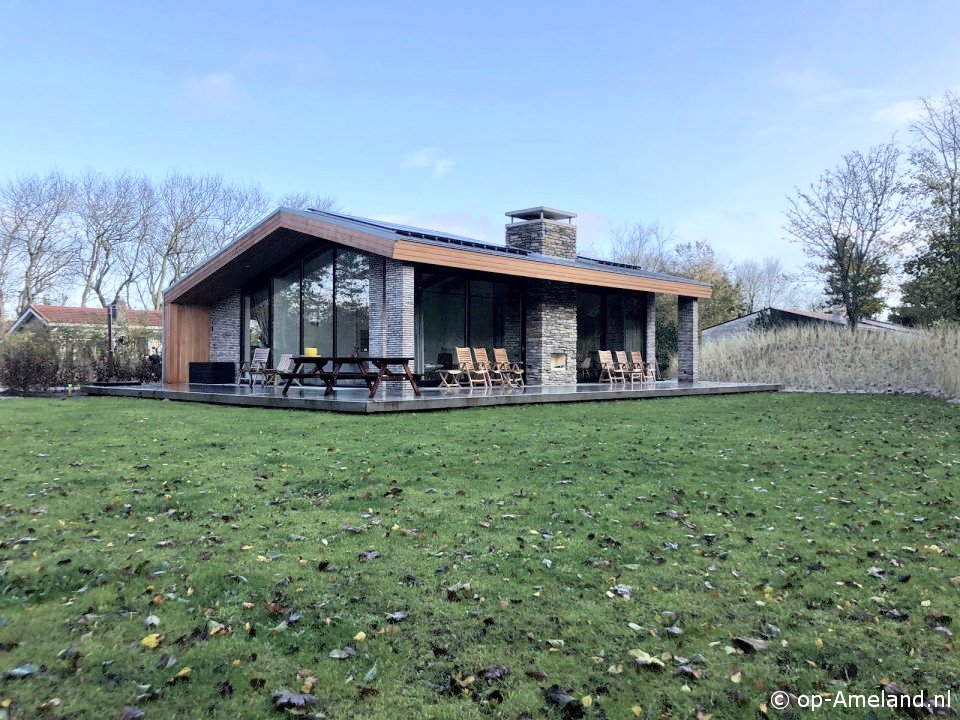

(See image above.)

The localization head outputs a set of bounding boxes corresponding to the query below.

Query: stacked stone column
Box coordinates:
[677,295,699,383]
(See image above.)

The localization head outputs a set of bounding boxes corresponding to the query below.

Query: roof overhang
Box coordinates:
[164,209,713,305]
[6,306,45,335]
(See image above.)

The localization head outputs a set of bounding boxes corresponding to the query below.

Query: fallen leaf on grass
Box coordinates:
[545,685,584,717]
[141,633,164,649]
[271,689,317,710]
[675,665,704,681]
[525,668,548,680]
[118,708,145,720]
[167,666,191,685]
[732,637,768,653]
[330,647,356,660]
[385,611,409,622]
[5,663,40,679]
[358,550,380,561]
[629,649,665,669]
[478,665,509,681]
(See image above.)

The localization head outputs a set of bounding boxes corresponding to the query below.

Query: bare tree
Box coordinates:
[277,192,339,212]
[0,171,76,314]
[75,169,155,307]
[139,172,223,309]
[206,181,271,254]
[897,90,960,322]
[608,220,675,272]
[733,256,799,313]
[784,142,905,329]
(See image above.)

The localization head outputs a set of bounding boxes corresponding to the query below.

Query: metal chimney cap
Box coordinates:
[505,206,577,222]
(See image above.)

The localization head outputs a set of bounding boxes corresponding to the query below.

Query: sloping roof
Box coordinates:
[703,307,917,333]
[7,305,162,334]
[164,208,713,305]
[32,305,162,327]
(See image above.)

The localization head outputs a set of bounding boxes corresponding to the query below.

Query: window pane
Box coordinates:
[606,294,625,350]
[245,286,270,360]
[272,265,301,360]
[335,250,370,356]
[576,290,602,380]
[468,279,504,351]
[416,270,465,373]
[624,295,647,358]
[303,250,334,356]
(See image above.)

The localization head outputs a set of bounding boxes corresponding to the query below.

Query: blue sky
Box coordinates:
[3,1,959,271]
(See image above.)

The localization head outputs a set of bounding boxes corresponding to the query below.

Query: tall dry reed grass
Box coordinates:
[700,323,960,399]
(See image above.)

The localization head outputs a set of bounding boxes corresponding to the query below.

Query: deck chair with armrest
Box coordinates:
[629,351,657,383]
[473,348,506,386]
[597,350,625,384]
[493,348,524,387]
[616,350,646,384]
[456,347,491,387]
[238,347,271,387]
[263,353,300,387]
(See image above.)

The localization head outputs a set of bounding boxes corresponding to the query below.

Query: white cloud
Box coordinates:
[869,98,920,126]
[404,147,455,179]
[180,72,243,113]
[768,69,878,107]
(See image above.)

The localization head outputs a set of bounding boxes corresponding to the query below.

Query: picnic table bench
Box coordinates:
[280,356,421,398]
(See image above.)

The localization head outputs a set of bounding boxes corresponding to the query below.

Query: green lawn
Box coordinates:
[0,394,957,719]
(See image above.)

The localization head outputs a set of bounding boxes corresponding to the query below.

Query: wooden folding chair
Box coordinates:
[473,348,506,386]
[597,350,625,383]
[456,347,490,387]
[238,347,271,387]
[264,353,299,387]
[616,350,646,384]
[630,351,657,383]
[493,348,524,387]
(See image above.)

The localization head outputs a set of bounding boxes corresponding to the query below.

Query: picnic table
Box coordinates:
[280,356,421,398]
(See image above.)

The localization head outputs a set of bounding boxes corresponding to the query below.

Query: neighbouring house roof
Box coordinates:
[6,305,162,335]
[702,307,918,335]
[164,208,713,305]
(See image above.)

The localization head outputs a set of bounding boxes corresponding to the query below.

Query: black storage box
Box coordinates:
[188,361,236,384]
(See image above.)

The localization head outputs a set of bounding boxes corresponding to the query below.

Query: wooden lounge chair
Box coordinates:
[473,348,506,386]
[493,348,524,387]
[597,350,625,383]
[238,347,271,387]
[456,347,490,387]
[616,350,646,384]
[263,353,299,387]
[630,351,657,383]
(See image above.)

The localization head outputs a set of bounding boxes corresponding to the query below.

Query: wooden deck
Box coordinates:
[84,379,781,414]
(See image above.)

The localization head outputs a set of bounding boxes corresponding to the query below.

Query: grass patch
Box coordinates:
[0,395,957,718]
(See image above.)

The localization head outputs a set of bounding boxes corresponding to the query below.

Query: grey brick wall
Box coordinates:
[367,255,386,356]
[210,290,241,375]
[678,296,699,383]
[505,220,577,259]
[645,292,657,369]
[385,260,415,357]
[525,280,577,385]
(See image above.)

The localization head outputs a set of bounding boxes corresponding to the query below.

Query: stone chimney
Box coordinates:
[505,207,577,259]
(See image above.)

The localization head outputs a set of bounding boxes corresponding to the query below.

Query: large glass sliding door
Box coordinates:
[335,251,370,356]
[241,246,372,369]
[576,289,647,381]
[416,271,466,374]
[414,269,515,375]
[303,250,334,356]
[272,265,301,360]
